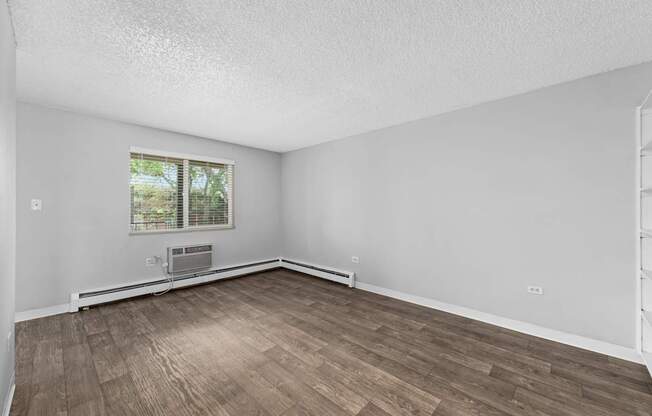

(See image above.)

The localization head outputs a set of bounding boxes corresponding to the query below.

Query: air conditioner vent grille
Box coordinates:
[168,244,213,274]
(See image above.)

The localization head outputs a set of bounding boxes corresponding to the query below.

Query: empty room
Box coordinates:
[2,1,652,415]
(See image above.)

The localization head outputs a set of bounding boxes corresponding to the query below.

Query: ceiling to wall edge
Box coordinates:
[17,59,652,155]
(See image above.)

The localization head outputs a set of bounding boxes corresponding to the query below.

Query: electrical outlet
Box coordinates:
[145,257,157,266]
[527,286,544,295]
[351,256,360,264]
[30,199,42,211]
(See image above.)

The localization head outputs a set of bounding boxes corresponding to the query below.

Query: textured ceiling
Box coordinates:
[9,1,652,152]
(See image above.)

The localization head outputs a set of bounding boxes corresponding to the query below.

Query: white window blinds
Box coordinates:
[129,150,234,233]
[188,160,234,227]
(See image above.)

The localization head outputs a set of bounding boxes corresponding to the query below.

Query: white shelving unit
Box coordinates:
[642,269,652,280]
[637,90,652,377]
[642,142,652,156]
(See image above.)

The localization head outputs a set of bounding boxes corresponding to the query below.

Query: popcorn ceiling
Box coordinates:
[9,0,652,151]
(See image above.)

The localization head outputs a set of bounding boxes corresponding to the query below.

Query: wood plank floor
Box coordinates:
[10,269,652,416]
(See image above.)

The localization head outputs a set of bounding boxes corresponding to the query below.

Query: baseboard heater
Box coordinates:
[70,259,281,311]
[279,258,355,288]
[69,257,355,312]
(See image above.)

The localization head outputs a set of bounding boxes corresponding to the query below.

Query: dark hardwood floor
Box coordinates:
[10,269,652,415]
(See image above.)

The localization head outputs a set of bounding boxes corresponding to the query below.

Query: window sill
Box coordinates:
[129,225,234,236]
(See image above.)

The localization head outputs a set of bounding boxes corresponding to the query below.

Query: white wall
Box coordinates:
[0,0,16,410]
[16,103,281,312]
[282,62,652,349]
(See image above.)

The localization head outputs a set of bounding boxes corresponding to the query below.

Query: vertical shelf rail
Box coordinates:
[638,89,652,376]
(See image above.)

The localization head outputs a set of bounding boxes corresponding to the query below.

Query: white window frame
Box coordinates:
[129,146,235,235]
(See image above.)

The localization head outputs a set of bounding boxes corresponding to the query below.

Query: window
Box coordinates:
[129,148,234,233]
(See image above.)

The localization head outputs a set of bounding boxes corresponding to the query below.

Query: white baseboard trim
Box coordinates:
[2,373,15,416]
[355,281,643,364]
[279,258,355,287]
[12,259,641,364]
[643,351,652,377]
[15,304,70,323]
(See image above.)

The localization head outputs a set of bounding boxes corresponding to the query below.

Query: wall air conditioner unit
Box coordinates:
[168,244,213,274]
